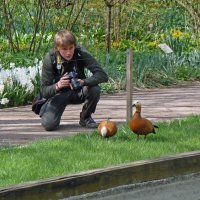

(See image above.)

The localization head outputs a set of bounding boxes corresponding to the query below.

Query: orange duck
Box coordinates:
[129,101,158,139]
[98,118,118,138]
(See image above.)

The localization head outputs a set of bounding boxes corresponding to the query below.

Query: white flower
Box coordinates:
[28,66,38,80]
[47,34,52,42]
[34,58,39,64]
[38,60,43,68]
[10,63,15,68]
[0,84,4,95]
[0,63,43,98]
[25,81,34,92]
[1,98,9,105]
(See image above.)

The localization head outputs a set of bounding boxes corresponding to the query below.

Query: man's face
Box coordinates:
[58,44,75,61]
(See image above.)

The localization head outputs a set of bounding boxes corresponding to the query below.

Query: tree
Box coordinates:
[104,0,127,53]
[2,0,20,53]
[0,0,87,55]
[66,0,87,30]
[27,0,48,54]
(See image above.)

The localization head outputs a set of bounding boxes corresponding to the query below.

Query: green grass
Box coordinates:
[0,115,200,188]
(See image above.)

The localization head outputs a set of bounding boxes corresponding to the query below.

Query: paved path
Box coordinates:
[72,173,200,200]
[0,83,200,146]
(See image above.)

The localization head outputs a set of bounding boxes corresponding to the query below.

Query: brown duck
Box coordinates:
[129,101,158,139]
[98,118,118,138]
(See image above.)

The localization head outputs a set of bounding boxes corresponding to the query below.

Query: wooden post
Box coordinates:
[126,48,133,124]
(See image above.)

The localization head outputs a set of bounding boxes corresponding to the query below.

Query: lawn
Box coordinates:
[0,115,200,188]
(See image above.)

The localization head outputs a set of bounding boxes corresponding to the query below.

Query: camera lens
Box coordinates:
[71,78,81,90]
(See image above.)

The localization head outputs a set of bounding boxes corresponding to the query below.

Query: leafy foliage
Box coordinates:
[0,1,200,107]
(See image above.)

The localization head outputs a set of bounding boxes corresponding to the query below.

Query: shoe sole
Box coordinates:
[79,121,98,129]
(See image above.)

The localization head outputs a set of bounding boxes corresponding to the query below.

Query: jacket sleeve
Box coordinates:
[80,48,108,86]
[41,53,57,99]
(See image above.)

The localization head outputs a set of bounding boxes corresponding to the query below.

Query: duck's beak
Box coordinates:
[132,104,136,107]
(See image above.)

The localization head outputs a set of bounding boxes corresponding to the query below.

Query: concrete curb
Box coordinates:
[0,151,200,200]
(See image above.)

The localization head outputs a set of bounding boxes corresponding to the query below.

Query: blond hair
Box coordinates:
[54,30,77,51]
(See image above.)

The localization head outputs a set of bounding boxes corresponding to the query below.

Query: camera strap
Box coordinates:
[49,48,63,76]
[56,53,62,76]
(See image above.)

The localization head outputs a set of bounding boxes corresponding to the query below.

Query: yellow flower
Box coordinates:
[111,40,121,48]
[130,40,135,48]
[55,16,59,21]
[161,33,165,40]
[172,30,183,39]
[148,40,158,48]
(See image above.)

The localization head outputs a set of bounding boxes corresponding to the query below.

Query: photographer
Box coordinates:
[40,29,108,131]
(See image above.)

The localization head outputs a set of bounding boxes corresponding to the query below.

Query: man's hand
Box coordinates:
[56,76,71,90]
[77,79,85,86]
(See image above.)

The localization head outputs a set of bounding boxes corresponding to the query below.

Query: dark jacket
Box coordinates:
[41,46,108,99]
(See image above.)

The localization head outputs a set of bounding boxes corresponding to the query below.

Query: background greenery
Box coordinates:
[0,0,200,107]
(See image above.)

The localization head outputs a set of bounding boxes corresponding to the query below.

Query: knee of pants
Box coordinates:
[41,114,60,131]
[87,85,101,100]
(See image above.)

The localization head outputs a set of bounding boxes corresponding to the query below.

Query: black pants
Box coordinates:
[40,85,100,131]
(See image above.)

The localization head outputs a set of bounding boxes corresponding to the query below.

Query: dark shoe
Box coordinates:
[79,116,98,128]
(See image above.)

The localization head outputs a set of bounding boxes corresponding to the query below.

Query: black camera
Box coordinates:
[67,71,82,90]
